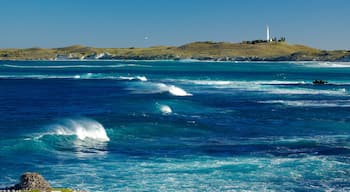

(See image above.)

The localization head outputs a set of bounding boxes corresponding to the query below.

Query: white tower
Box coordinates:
[266,25,270,42]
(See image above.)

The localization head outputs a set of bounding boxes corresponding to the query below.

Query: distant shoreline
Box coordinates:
[1,59,350,63]
[1,41,349,62]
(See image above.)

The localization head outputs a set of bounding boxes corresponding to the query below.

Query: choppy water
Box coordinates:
[0,60,350,191]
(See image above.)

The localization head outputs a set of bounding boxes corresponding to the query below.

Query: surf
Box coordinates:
[42,118,110,142]
[167,79,348,96]
[119,76,148,81]
[127,82,192,96]
[259,100,350,107]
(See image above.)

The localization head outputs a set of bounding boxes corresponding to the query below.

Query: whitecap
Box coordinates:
[158,104,172,114]
[136,76,148,82]
[167,85,192,96]
[44,118,110,142]
[74,75,81,79]
[127,82,192,96]
[156,83,192,96]
[119,75,148,81]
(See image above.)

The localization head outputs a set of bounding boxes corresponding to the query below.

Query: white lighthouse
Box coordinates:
[266,25,271,42]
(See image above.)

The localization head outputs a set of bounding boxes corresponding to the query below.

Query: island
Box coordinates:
[0,41,349,61]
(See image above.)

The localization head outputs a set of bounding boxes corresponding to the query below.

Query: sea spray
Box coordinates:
[46,118,110,142]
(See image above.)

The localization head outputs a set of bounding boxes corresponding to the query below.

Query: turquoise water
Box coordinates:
[0,60,350,191]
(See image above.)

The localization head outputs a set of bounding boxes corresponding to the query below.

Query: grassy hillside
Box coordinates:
[176,41,320,58]
[0,41,349,61]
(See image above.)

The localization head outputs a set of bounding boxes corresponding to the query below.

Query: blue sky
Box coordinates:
[1,0,349,50]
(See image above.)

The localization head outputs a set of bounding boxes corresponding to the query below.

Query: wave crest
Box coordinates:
[127,82,192,96]
[155,83,192,96]
[45,118,110,142]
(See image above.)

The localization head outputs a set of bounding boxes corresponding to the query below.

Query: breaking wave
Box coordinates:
[42,118,110,142]
[127,82,192,96]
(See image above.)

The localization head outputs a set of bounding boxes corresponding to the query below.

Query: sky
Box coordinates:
[0,0,349,50]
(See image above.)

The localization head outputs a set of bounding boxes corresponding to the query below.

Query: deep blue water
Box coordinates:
[0,60,350,191]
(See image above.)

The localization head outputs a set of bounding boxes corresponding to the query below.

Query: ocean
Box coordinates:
[0,60,349,191]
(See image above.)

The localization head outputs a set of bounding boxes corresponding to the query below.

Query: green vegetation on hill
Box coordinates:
[0,41,349,61]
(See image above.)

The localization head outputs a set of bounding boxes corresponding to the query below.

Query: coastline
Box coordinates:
[1,41,349,62]
[1,59,350,64]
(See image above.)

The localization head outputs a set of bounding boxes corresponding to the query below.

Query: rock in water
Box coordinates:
[14,172,51,191]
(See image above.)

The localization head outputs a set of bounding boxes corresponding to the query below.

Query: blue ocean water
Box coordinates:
[0,60,350,191]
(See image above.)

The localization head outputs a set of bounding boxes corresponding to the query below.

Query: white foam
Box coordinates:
[136,76,148,82]
[47,118,110,141]
[178,59,200,62]
[159,104,172,114]
[186,80,232,85]
[168,79,347,96]
[256,80,306,85]
[173,79,306,86]
[157,83,192,96]
[168,85,191,96]
[301,62,350,68]
[259,100,350,107]
[126,82,192,96]
[267,88,347,95]
[119,76,148,81]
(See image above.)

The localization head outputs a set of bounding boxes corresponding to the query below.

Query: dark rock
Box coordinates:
[313,80,328,85]
[13,172,51,192]
[338,55,350,62]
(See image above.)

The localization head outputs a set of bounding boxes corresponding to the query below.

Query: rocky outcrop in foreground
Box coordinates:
[1,172,80,192]
[11,172,51,191]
